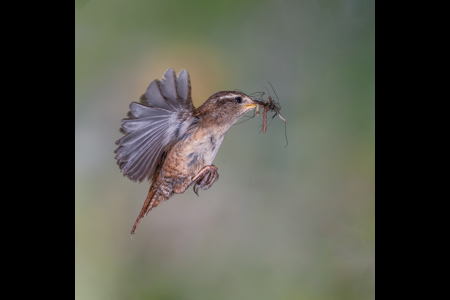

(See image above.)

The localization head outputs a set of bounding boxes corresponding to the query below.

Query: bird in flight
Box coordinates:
[115,68,264,234]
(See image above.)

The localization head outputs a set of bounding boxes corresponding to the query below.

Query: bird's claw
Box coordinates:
[192,165,219,196]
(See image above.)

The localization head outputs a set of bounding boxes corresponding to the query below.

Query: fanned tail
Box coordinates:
[130,187,166,234]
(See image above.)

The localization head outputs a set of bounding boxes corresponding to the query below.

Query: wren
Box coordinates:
[115,68,264,234]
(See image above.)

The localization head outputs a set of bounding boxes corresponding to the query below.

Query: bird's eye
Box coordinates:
[235,97,242,104]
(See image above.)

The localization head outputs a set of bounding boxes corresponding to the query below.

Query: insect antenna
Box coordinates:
[267,81,281,103]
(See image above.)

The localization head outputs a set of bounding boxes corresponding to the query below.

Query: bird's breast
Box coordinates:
[157,123,227,193]
[185,128,226,171]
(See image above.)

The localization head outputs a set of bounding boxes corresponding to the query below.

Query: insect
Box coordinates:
[254,83,288,146]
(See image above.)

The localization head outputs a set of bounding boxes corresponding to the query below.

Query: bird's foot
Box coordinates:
[190,165,219,196]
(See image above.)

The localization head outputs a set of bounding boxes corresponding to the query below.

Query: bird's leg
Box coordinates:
[188,165,219,196]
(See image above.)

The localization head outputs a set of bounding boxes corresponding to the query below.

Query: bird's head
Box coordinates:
[195,91,265,127]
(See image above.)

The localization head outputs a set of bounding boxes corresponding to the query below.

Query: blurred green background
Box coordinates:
[75,0,374,299]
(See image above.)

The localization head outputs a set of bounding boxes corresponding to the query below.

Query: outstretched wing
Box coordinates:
[115,68,194,182]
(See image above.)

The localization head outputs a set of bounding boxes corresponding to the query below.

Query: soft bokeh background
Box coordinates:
[75,0,374,299]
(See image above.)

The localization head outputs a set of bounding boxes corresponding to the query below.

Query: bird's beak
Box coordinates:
[253,100,266,106]
[244,99,265,109]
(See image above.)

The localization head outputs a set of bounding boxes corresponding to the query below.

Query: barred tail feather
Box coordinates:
[130,187,167,234]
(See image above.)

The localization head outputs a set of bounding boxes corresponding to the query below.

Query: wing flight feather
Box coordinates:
[115,68,194,182]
